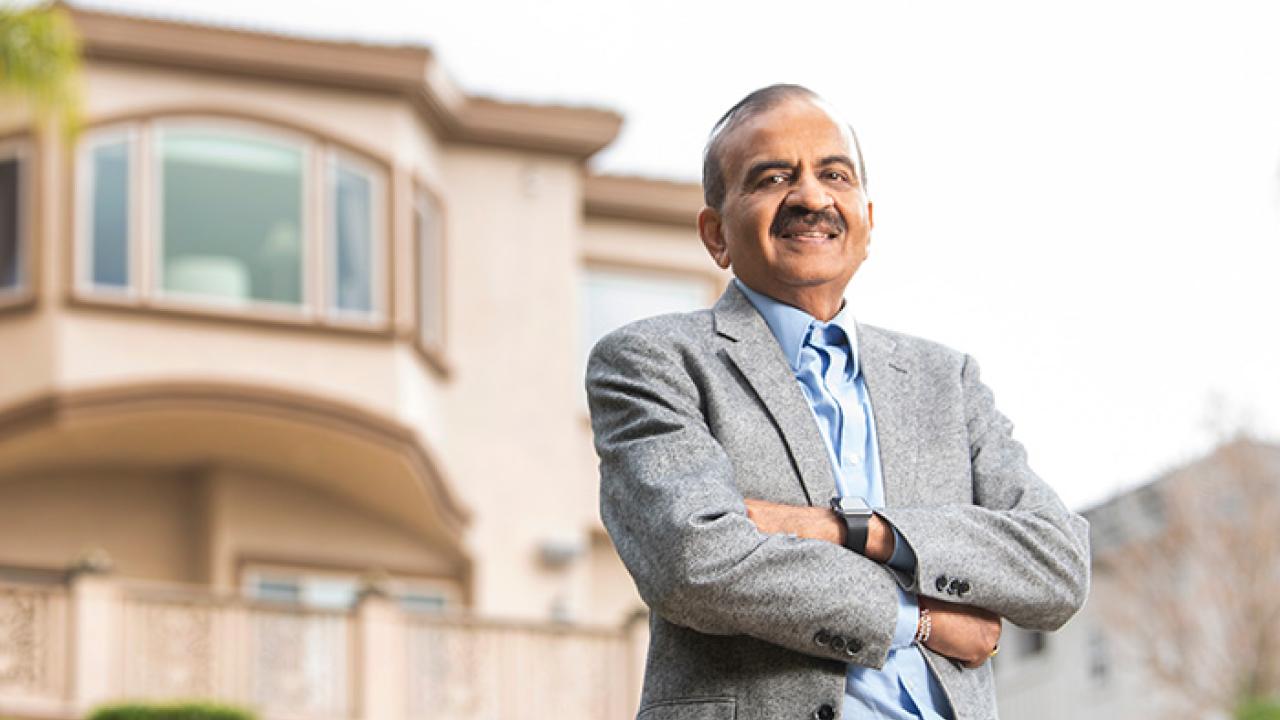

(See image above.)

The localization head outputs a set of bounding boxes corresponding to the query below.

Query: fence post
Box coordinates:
[67,549,122,715]
[355,572,406,720]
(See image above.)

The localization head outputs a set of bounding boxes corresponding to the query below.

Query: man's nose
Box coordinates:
[785,173,833,211]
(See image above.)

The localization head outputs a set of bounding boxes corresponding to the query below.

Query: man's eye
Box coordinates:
[761,174,788,186]
[824,170,851,182]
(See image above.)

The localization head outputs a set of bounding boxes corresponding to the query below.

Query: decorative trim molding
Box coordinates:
[583,174,704,227]
[64,4,623,160]
[0,381,472,539]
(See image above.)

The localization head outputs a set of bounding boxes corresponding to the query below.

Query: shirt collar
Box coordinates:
[733,278,860,376]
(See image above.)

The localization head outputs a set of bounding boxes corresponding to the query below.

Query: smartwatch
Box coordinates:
[830,496,873,555]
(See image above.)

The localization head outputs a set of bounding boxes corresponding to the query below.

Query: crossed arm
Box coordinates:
[744,498,1002,667]
[588,327,1090,670]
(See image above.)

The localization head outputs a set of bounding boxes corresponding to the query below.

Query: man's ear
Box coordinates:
[698,207,731,269]
[867,200,874,231]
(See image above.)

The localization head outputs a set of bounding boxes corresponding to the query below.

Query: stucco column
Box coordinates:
[355,573,405,720]
[67,549,122,714]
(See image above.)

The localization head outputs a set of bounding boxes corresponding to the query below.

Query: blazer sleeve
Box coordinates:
[587,326,903,669]
[877,354,1091,631]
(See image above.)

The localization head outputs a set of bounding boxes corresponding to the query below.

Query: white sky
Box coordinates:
[76,0,1280,510]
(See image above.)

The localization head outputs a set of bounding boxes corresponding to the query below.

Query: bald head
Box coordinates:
[701,84,867,210]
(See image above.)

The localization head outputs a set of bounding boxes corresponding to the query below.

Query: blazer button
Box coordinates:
[815,704,836,720]
[947,579,960,595]
[848,637,864,653]
[935,575,948,592]
[830,635,847,652]
[957,580,972,597]
[814,630,832,647]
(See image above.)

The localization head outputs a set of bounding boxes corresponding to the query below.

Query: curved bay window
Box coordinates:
[0,138,31,305]
[75,116,388,327]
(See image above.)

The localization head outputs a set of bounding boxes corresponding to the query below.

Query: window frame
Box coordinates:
[74,124,141,301]
[324,147,388,327]
[69,112,395,335]
[151,117,315,317]
[240,560,463,612]
[0,134,35,311]
[576,261,720,408]
[413,179,449,375]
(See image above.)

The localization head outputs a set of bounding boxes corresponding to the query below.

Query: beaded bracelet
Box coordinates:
[914,607,932,645]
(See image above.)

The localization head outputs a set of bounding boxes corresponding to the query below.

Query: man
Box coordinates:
[586,84,1090,720]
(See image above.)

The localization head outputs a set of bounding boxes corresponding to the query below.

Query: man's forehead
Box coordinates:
[722,99,855,169]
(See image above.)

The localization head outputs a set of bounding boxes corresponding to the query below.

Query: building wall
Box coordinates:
[206,465,463,592]
[435,144,594,620]
[0,467,203,582]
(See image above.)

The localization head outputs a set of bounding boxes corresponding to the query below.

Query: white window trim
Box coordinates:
[0,137,32,302]
[324,147,387,327]
[74,124,141,300]
[151,117,315,316]
[73,116,394,330]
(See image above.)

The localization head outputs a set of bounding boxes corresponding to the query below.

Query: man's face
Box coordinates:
[699,97,872,317]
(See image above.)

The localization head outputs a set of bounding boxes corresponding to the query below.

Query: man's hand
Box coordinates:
[744,498,895,562]
[920,595,1002,668]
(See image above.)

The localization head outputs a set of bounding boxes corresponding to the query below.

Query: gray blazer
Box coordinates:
[586,284,1090,720]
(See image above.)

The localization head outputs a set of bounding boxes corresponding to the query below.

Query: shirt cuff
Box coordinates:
[887,526,918,575]
[892,587,920,648]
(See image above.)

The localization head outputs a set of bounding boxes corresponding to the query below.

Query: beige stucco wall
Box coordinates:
[205,465,463,592]
[582,216,715,280]
[0,462,464,591]
[435,144,594,620]
[0,467,203,582]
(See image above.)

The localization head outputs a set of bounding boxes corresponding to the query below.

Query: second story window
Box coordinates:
[79,129,135,294]
[0,139,29,302]
[578,266,713,401]
[157,125,306,308]
[75,116,389,327]
[329,152,383,319]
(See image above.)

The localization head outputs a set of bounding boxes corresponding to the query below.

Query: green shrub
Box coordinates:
[87,702,256,720]
[1238,698,1280,720]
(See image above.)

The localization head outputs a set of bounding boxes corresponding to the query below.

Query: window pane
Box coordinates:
[302,577,358,610]
[579,269,709,400]
[399,593,446,614]
[160,128,303,306]
[253,578,302,604]
[0,157,20,290]
[581,269,708,361]
[416,196,444,349]
[331,160,374,315]
[90,140,131,288]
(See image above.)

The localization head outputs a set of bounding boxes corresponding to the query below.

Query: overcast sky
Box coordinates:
[76,0,1280,510]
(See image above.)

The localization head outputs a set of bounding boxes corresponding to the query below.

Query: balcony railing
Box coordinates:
[0,576,642,720]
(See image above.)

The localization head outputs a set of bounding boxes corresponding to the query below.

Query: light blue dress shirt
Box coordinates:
[736,280,953,720]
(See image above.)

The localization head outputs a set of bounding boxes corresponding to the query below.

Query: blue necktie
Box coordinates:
[796,321,872,502]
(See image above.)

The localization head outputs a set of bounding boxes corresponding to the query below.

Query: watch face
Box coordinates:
[833,496,872,515]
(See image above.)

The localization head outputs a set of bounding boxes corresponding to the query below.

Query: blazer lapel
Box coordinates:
[712,285,836,507]
[857,325,918,507]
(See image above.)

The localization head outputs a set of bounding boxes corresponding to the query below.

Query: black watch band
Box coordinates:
[830,496,873,555]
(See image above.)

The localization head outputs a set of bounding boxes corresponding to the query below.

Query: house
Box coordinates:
[0,5,726,719]
[994,439,1280,719]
